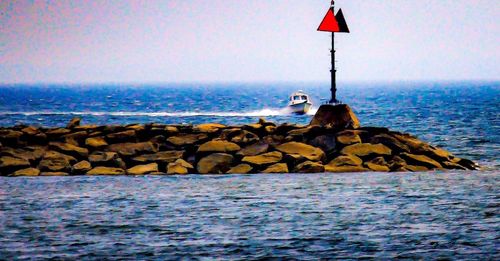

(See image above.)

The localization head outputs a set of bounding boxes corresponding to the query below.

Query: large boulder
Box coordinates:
[1,147,45,164]
[0,156,31,175]
[87,167,126,175]
[294,161,325,173]
[167,134,208,147]
[327,154,363,167]
[262,163,289,173]
[0,129,23,146]
[336,130,362,146]
[38,151,76,172]
[197,140,241,154]
[242,151,283,167]
[49,142,88,159]
[66,117,81,129]
[364,157,390,172]
[72,160,92,175]
[230,130,260,145]
[308,135,337,153]
[89,151,124,168]
[132,151,184,164]
[226,164,253,174]
[401,153,443,170]
[340,143,392,158]
[167,159,194,175]
[310,104,360,129]
[197,153,234,174]
[237,142,269,157]
[106,142,158,157]
[85,137,108,149]
[194,123,226,133]
[10,168,40,177]
[276,142,326,162]
[370,133,410,153]
[127,163,158,175]
[106,130,137,143]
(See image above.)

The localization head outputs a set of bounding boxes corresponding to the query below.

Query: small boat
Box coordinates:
[288,90,313,114]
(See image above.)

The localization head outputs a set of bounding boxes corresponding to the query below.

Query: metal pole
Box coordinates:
[330,2,337,104]
[331,31,336,103]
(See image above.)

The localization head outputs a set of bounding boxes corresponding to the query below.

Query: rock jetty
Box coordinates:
[0,117,478,176]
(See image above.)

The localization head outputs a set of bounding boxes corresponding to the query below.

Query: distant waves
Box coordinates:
[0,108,318,117]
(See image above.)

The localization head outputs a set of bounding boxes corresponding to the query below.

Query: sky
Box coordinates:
[0,0,499,84]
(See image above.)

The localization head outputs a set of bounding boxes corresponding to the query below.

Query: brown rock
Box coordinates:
[0,156,31,175]
[197,153,234,174]
[87,167,126,175]
[264,125,276,134]
[0,129,23,146]
[401,153,443,170]
[276,142,326,162]
[404,165,429,172]
[106,142,158,157]
[262,163,289,173]
[46,128,71,138]
[294,161,325,173]
[340,143,392,158]
[230,130,259,145]
[237,142,269,157]
[106,130,136,143]
[164,126,179,135]
[132,151,184,164]
[451,157,479,170]
[364,157,390,172]
[127,163,158,175]
[38,151,75,172]
[310,104,360,129]
[194,123,226,133]
[167,134,209,147]
[242,151,283,166]
[62,131,88,143]
[226,164,253,174]
[325,165,369,173]
[336,131,362,146]
[72,160,92,175]
[167,159,194,175]
[1,146,45,164]
[66,117,81,129]
[370,133,410,153]
[21,126,39,136]
[10,168,40,177]
[388,156,407,171]
[42,151,77,164]
[85,137,108,149]
[89,151,119,165]
[327,155,363,167]
[40,172,69,176]
[308,135,336,153]
[441,161,467,170]
[49,142,89,159]
[198,140,241,154]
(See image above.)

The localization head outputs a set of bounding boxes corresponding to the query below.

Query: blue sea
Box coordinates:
[1,82,499,259]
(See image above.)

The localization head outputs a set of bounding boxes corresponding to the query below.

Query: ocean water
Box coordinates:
[0,82,499,259]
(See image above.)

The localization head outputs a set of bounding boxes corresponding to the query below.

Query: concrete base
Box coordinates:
[310,104,360,129]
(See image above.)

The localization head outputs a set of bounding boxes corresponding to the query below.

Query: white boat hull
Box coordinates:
[289,102,312,115]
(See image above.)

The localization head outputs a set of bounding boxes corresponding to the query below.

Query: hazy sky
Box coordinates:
[1,0,499,84]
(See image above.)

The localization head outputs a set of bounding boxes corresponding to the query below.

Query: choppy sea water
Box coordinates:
[0,82,499,259]
[1,172,499,259]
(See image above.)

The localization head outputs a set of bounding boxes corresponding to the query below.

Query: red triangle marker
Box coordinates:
[317,9,340,32]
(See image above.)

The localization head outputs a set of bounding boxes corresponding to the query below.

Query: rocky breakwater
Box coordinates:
[0,114,478,176]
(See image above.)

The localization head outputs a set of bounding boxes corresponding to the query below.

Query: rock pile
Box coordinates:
[0,118,478,176]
